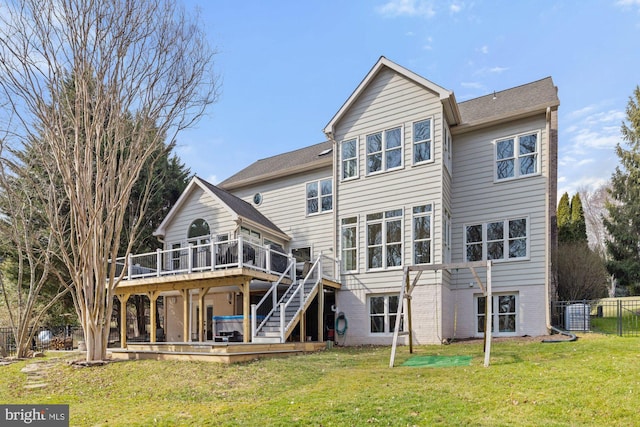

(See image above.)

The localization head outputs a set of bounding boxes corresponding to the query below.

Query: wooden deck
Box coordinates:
[114,267,289,294]
[108,341,328,363]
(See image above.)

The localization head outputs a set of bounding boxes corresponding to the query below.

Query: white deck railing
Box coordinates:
[112,237,295,281]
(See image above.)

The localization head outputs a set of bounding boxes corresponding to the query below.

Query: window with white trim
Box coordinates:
[366,127,402,174]
[412,204,432,265]
[476,293,518,335]
[413,119,433,164]
[465,218,528,261]
[188,218,210,239]
[240,226,261,243]
[306,178,333,215]
[443,124,452,173]
[367,209,403,269]
[369,294,404,334]
[341,139,358,180]
[443,209,451,264]
[264,238,283,251]
[341,217,358,272]
[495,131,539,181]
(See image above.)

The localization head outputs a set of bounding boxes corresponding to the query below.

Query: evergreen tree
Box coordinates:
[604,86,640,294]
[557,192,572,242]
[570,193,588,243]
[123,151,191,254]
[556,191,604,299]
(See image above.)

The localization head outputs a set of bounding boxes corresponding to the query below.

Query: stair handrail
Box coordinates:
[251,255,296,339]
[280,256,323,342]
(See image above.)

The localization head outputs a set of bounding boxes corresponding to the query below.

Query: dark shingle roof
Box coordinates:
[458,77,559,126]
[196,177,287,237]
[219,141,333,189]
[218,78,558,190]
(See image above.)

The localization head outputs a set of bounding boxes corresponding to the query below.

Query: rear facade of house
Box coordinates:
[157,56,559,346]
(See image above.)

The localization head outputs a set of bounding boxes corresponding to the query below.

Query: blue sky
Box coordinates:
[178,0,640,199]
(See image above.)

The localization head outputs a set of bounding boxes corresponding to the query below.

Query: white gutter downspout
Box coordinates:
[333,134,338,278]
[545,106,552,331]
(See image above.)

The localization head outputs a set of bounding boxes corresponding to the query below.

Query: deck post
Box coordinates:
[290,256,296,282]
[211,240,216,271]
[148,291,159,342]
[318,282,324,342]
[242,280,251,342]
[188,244,193,273]
[180,289,189,342]
[117,293,130,348]
[198,288,210,342]
[280,303,286,343]
[266,245,271,273]
[127,254,133,279]
[238,236,244,268]
[251,304,257,340]
[156,249,162,277]
[272,281,278,311]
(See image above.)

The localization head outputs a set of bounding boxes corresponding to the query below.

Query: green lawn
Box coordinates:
[1,334,639,426]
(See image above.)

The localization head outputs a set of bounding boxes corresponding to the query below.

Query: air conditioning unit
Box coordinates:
[565,303,591,331]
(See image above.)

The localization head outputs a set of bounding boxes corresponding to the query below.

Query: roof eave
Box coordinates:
[451,101,560,135]
[237,217,291,242]
[220,157,333,191]
[442,92,462,126]
[153,177,201,238]
[324,56,454,136]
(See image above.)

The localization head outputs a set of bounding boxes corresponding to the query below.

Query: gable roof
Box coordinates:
[455,77,559,133]
[218,60,559,191]
[219,140,333,190]
[154,176,289,240]
[323,56,461,137]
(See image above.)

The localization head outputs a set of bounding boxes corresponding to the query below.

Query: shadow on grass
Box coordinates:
[487,351,524,366]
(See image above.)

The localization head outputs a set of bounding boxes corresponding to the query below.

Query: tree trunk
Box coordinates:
[82,312,112,362]
[134,296,147,337]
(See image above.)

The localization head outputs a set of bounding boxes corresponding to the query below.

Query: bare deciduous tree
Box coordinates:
[578,184,611,255]
[0,0,219,361]
[556,241,609,301]
[0,152,71,358]
[579,183,617,296]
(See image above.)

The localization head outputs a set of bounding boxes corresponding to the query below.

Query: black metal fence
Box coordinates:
[551,299,640,337]
[0,326,84,357]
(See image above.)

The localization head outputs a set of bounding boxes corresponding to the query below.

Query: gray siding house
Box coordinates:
[116,57,558,348]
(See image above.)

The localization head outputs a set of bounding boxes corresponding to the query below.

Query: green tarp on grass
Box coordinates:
[402,355,472,368]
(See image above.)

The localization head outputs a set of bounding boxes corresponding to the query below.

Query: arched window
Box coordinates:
[188,218,210,239]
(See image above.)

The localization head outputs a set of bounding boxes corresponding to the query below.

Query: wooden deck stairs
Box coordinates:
[252,258,327,343]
